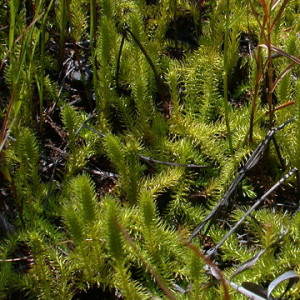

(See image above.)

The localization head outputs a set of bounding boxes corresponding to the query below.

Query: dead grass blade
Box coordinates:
[259,44,300,65]
[229,281,269,299]
[231,213,290,279]
[271,60,297,92]
[249,1,264,36]
[0,13,44,71]
[271,0,289,30]
[232,270,299,299]
[267,270,299,299]
[206,167,298,258]
[191,118,296,240]
[0,92,15,152]
[271,0,281,11]
[230,249,268,279]
[138,154,214,169]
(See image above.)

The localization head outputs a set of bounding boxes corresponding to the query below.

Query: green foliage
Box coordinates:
[139,190,157,228]
[69,0,88,41]
[61,104,84,145]
[100,0,115,19]
[103,134,143,203]
[63,174,98,241]
[0,0,299,299]
[183,46,224,122]
[104,196,124,262]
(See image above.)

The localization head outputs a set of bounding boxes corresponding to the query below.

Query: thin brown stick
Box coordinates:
[0,238,105,263]
[271,60,296,92]
[249,1,263,34]
[249,0,268,143]
[0,92,15,147]
[266,100,295,114]
[114,220,176,300]
[192,117,296,239]
[259,0,270,24]
[250,0,268,42]
[183,241,230,300]
[268,44,300,65]
[260,0,275,126]
[271,0,289,30]
[249,52,263,143]
[207,168,298,257]
[0,240,72,263]
[138,154,214,169]
[0,13,44,71]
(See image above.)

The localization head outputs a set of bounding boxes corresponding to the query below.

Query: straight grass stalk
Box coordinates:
[90,0,99,108]
[58,0,67,72]
[223,0,234,154]
[9,0,19,51]
[260,0,275,127]
[39,19,45,135]
[38,0,55,135]
[249,47,263,143]
[249,0,266,143]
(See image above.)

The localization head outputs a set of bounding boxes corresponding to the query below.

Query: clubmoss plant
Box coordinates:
[0,1,299,299]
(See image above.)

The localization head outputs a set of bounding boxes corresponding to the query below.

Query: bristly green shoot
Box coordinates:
[0,1,299,299]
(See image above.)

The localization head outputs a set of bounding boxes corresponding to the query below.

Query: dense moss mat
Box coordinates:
[0,0,299,299]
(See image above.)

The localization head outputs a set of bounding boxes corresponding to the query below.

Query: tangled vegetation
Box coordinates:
[0,0,299,299]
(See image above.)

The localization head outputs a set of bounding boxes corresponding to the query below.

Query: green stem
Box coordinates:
[223,0,234,154]
[9,0,18,51]
[266,4,274,128]
[58,0,67,72]
[249,47,262,143]
[39,21,45,135]
[38,0,55,135]
[90,0,99,109]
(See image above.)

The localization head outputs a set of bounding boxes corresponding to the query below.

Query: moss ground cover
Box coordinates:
[0,0,299,299]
